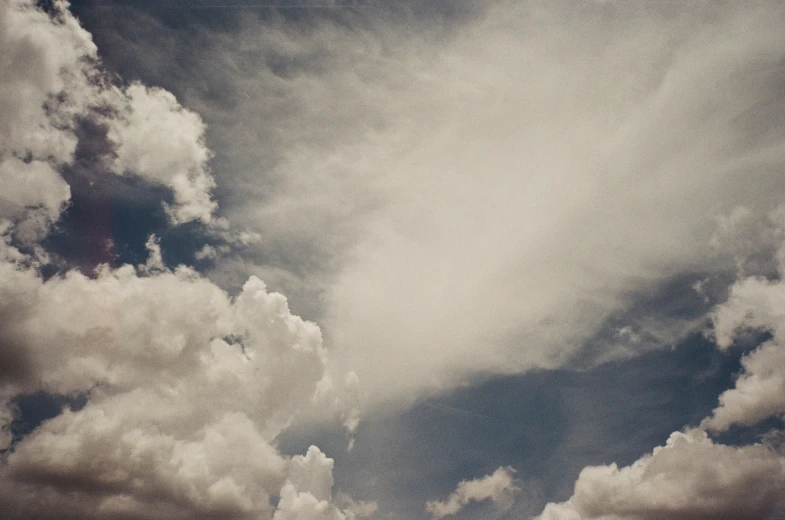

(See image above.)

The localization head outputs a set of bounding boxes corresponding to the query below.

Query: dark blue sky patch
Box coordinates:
[45,170,225,274]
[543,333,744,498]
[713,416,785,449]
[45,166,170,273]
[4,391,88,453]
[41,117,219,274]
[279,333,745,519]
[567,270,731,370]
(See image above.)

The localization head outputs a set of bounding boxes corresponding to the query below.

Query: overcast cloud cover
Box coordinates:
[2,0,785,519]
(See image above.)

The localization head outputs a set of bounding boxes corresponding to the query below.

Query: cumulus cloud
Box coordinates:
[0,0,218,234]
[0,157,70,243]
[0,0,96,163]
[0,241,364,517]
[107,82,217,224]
[538,429,785,520]
[425,466,518,519]
[0,2,360,519]
[334,493,378,520]
[0,0,94,241]
[274,446,347,520]
[0,232,343,517]
[699,209,785,431]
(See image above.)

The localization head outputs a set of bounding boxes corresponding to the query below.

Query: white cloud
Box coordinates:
[0,234,347,517]
[107,83,217,224]
[0,157,70,243]
[693,204,785,432]
[0,0,97,165]
[274,446,346,520]
[0,3,355,518]
[7,2,785,519]
[335,492,378,520]
[170,0,785,403]
[0,0,219,240]
[537,429,785,520]
[425,466,518,519]
[0,0,96,242]
[701,270,785,432]
[535,204,785,520]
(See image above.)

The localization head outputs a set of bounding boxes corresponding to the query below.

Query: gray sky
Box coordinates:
[1,1,785,519]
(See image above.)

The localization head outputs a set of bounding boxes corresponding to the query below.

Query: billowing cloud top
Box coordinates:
[0,1,360,519]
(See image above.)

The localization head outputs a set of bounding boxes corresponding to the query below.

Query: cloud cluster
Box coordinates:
[274,446,377,520]
[0,0,217,236]
[538,429,785,520]
[0,2,361,519]
[425,467,518,519]
[0,229,359,519]
[0,0,92,242]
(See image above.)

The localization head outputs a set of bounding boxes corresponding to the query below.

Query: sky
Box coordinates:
[1,0,785,519]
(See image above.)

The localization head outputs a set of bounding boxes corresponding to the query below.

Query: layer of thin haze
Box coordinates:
[193,1,785,401]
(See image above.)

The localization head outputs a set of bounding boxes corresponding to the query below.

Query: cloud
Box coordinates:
[0,2,358,519]
[274,446,346,520]
[7,1,785,519]
[0,0,96,164]
[0,0,218,235]
[0,0,95,242]
[0,157,70,243]
[117,0,785,403]
[535,206,785,520]
[106,82,217,224]
[699,209,785,432]
[425,466,518,519]
[334,493,378,520]
[537,429,785,520]
[0,233,343,516]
